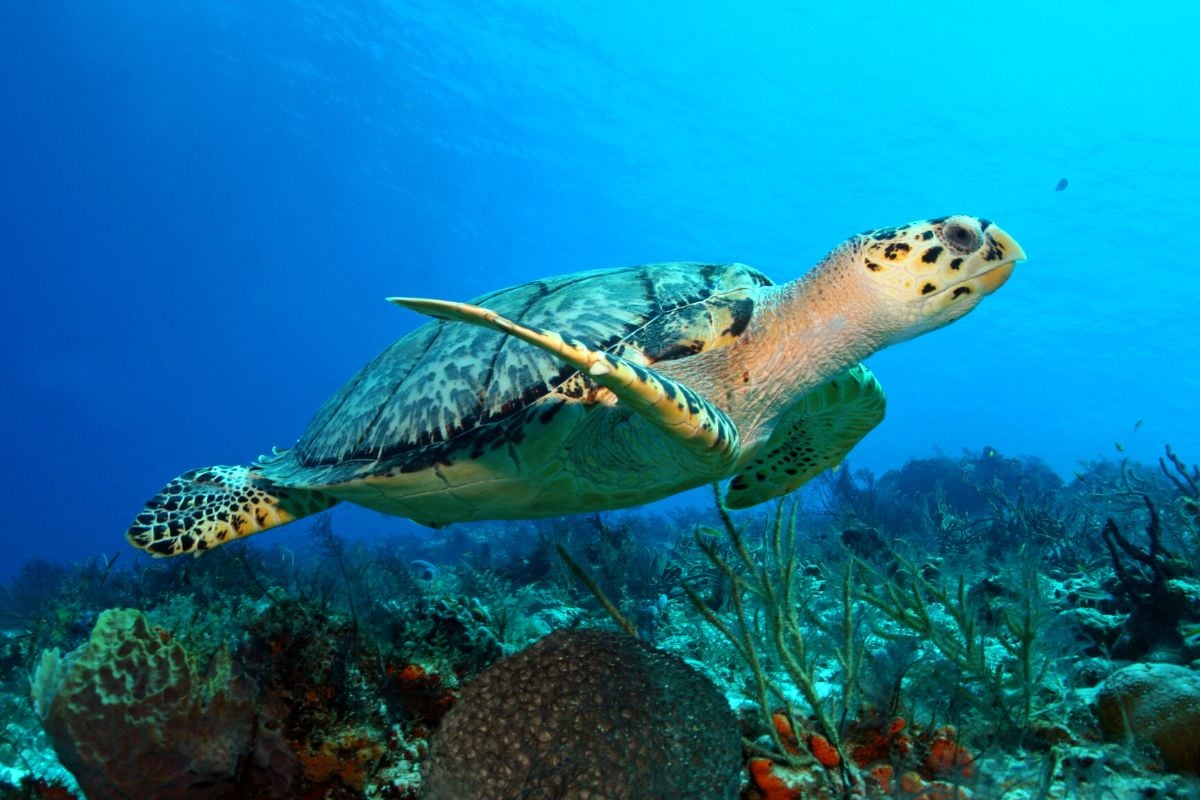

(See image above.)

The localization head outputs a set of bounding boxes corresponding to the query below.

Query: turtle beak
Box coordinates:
[974,225,1027,296]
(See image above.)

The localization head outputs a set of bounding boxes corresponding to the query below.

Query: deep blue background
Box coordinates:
[3,1,1197,577]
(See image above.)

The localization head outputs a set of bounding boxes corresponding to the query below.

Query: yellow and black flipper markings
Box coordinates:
[724,365,885,509]
[126,465,340,557]
[390,296,741,472]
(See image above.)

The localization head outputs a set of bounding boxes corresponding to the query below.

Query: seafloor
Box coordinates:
[2,446,1200,799]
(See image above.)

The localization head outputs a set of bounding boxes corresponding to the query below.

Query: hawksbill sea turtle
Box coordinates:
[126,215,1026,557]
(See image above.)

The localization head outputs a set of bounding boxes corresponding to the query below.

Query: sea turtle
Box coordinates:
[126,215,1026,557]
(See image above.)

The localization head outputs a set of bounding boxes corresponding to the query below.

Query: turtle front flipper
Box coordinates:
[125,465,339,557]
[724,365,886,509]
[391,296,741,472]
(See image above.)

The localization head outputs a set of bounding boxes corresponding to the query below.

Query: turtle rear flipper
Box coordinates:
[724,365,885,509]
[125,465,339,557]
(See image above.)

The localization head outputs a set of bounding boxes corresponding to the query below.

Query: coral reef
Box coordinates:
[5,445,1200,797]
[421,627,742,800]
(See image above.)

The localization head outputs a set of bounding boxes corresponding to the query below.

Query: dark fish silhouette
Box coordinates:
[1055,177,1068,191]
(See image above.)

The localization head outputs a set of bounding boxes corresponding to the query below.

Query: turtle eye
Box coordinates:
[942,222,981,254]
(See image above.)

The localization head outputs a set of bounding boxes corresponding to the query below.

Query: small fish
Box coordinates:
[1071,585,1111,603]
[1134,419,1143,433]
[1115,441,1125,452]
[1055,177,1069,191]
[1182,623,1200,647]
[410,559,440,580]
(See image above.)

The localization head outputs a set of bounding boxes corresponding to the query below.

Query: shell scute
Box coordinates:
[281,262,770,482]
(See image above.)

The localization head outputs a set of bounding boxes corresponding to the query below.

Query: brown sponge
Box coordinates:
[32,608,256,799]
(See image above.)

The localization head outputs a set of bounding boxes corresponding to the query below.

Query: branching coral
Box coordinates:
[855,551,1059,742]
[683,492,860,796]
[1160,445,1200,527]
[1100,497,1197,661]
[686,483,1070,800]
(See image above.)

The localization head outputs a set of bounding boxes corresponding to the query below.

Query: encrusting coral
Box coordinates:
[421,627,743,800]
[30,608,255,799]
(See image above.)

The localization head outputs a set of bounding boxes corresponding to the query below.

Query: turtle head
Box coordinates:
[831,215,1027,345]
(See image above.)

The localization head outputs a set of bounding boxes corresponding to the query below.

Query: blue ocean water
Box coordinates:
[2,0,1197,578]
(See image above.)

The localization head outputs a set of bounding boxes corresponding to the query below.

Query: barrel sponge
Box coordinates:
[422,628,742,799]
[31,608,255,800]
[1097,662,1200,774]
